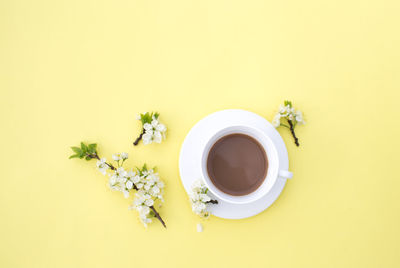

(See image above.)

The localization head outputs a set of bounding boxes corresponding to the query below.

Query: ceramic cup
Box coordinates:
[200,125,293,204]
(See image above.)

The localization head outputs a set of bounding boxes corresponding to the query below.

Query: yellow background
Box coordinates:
[1,0,400,267]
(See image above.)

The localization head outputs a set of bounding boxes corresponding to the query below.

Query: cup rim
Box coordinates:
[200,125,280,204]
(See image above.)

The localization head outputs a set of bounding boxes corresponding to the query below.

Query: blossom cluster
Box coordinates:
[130,168,165,227]
[96,152,165,227]
[189,179,213,218]
[136,112,167,145]
[272,100,305,128]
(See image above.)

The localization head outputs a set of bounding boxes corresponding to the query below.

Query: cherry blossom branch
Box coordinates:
[70,143,166,228]
[272,100,305,147]
[134,112,167,146]
[189,180,219,218]
[93,153,166,228]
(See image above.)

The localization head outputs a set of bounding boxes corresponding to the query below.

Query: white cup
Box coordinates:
[200,125,293,204]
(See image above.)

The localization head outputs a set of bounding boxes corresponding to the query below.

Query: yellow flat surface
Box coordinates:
[1,0,400,267]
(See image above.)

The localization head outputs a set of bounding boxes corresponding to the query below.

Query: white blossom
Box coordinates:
[141,116,167,145]
[132,175,141,184]
[126,180,133,190]
[116,167,127,179]
[121,152,129,160]
[112,153,121,161]
[109,175,117,186]
[272,113,281,128]
[143,123,153,132]
[272,101,305,128]
[130,168,165,227]
[189,179,215,218]
[142,131,153,145]
[126,170,136,179]
[153,131,162,143]
[145,199,154,206]
[96,158,109,175]
[295,110,305,124]
[107,166,133,198]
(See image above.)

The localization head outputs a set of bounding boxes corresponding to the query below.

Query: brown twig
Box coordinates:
[133,128,145,146]
[131,183,166,228]
[288,120,299,146]
[150,206,166,228]
[89,153,116,170]
[206,200,218,204]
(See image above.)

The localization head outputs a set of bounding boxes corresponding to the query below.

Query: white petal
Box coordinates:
[144,199,154,206]
[151,186,160,194]
[272,113,281,127]
[143,123,152,131]
[142,206,150,215]
[112,154,121,161]
[156,123,166,132]
[132,176,141,183]
[153,131,162,143]
[99,168,107,176]
[200,194,211,202]
[126,180,133,190]
[151,119,159,127]
[142,133,153,145]
[197,223,203,232]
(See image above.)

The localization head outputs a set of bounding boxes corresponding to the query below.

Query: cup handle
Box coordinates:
[279,170,293,179]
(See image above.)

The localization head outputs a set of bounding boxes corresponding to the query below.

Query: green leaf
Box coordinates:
[149,210,155,217]
[284,100,292,107]
[85,156,92,161]
[142,163,148,171]
[88,143,97,153]
[138,113,144,124]
[153,112,160,119]
[135,167,142,176]
[140,112,152,124]
[80,142,88,152]
[139,113,145,124]
[71,146,82,154]
[69,154,79,159]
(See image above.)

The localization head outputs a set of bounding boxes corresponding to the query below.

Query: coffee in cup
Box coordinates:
[206,133,268,196]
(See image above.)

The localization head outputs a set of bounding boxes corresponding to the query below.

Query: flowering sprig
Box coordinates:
[129,165,165,227]
[69,142,166,228]
[133,112,167,146]
[272,100,305,146]
[189,179,218,218]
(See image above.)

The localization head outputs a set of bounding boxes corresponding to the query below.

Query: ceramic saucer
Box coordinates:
[179,109,291,219]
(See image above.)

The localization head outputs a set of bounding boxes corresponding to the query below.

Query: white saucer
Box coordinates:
[179,109,291,219]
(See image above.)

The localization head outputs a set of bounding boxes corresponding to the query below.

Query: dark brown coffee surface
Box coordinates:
[206,133,268,196]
